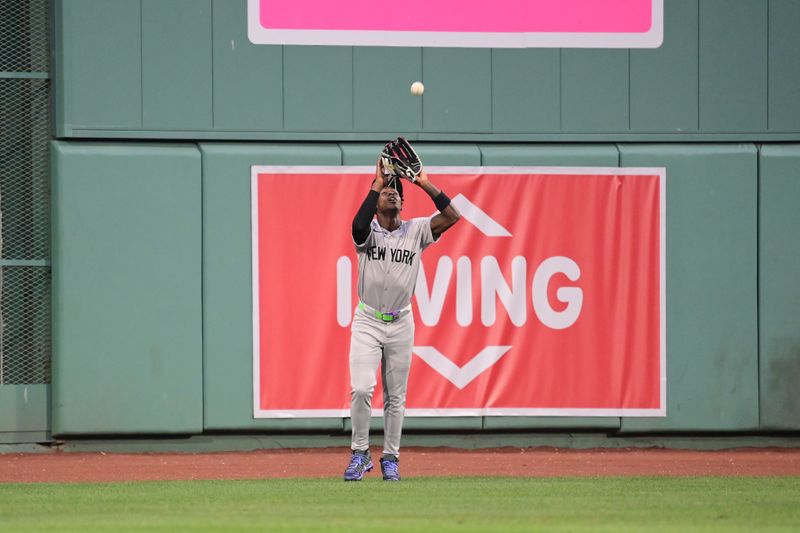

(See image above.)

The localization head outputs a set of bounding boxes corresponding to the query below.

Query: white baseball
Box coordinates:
[410,81,425,96]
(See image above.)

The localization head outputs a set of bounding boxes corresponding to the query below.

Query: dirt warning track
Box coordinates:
[2,447,799,483]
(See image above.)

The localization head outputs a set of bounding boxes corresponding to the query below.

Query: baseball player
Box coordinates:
[344,138,461,481]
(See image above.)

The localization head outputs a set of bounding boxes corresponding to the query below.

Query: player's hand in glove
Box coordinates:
[381,137,423,183]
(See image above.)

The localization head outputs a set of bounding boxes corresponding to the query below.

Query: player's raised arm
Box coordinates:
[414,169,460,239]
[351,160,385,244]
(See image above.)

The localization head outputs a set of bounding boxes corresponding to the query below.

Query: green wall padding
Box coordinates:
[201,143,344,432]
[43,141,781,437]
[51,142,203,435]
[478,144,618,166]
[340,143,482,167]
[758,144,800,430]
[343,417,483,434]
[619,144,759,432]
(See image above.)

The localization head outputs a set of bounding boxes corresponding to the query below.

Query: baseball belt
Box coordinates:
[358,302,411,323]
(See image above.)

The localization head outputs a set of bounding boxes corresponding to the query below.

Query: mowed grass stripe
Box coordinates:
[1,477,798,532]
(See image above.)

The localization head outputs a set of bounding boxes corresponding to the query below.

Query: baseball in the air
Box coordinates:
[410,81,425,96]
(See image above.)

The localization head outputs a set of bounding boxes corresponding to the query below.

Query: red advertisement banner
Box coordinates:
[252,167,665,417]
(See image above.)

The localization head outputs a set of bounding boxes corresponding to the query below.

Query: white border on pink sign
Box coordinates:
[247,0,663,48]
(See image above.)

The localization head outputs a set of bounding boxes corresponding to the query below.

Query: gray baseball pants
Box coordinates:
[348,304,414,458]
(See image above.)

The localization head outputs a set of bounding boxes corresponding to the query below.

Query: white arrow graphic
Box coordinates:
[412,346,513,389]
[432,194,512,237]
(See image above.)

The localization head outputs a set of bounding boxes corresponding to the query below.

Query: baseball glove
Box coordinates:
[381,137,422,183]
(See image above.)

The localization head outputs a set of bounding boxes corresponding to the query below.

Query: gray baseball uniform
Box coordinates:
[349,216,438,458]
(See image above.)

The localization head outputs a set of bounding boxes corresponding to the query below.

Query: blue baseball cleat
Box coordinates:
[343,451,373,481]
[380,457,401,481]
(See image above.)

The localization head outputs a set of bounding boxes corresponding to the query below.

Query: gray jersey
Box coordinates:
[354,217,438,313]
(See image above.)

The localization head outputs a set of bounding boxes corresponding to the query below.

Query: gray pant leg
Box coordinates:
[348,310,382,452]
[380,313,414,458]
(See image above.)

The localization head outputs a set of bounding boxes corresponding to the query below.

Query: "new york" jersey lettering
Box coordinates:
[365,246,416,266]
[365,246,386,261]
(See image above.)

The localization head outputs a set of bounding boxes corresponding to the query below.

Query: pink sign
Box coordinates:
[251,166,666,418]
[248,0,663,48]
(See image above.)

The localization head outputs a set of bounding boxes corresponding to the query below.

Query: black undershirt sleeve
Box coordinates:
[352,189,379,244]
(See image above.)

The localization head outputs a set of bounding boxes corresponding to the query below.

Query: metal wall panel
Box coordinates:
[561,50,629,132]
[211,0,283,131]
[422,49,492,133]
[353,48,422,132]
[491,49,561,133]
[630,0,698,132]
[699,0,768,132]
[54,0,800,140]
[768,0,800,132]
[55,0,142,133]
[283,47,353,131]
[142,0,213,130]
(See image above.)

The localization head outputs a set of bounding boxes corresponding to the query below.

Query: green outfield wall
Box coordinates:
[50,143,203,435]
[42,141,797,438]
[2,0,800,445]
[758,145,800,430]
[54,0,800,142]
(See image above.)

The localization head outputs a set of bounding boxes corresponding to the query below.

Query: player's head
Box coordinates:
[377,181,403,213]
[384,174,403,200]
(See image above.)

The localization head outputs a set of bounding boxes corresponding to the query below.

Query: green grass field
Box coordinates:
[1,477,798,532]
